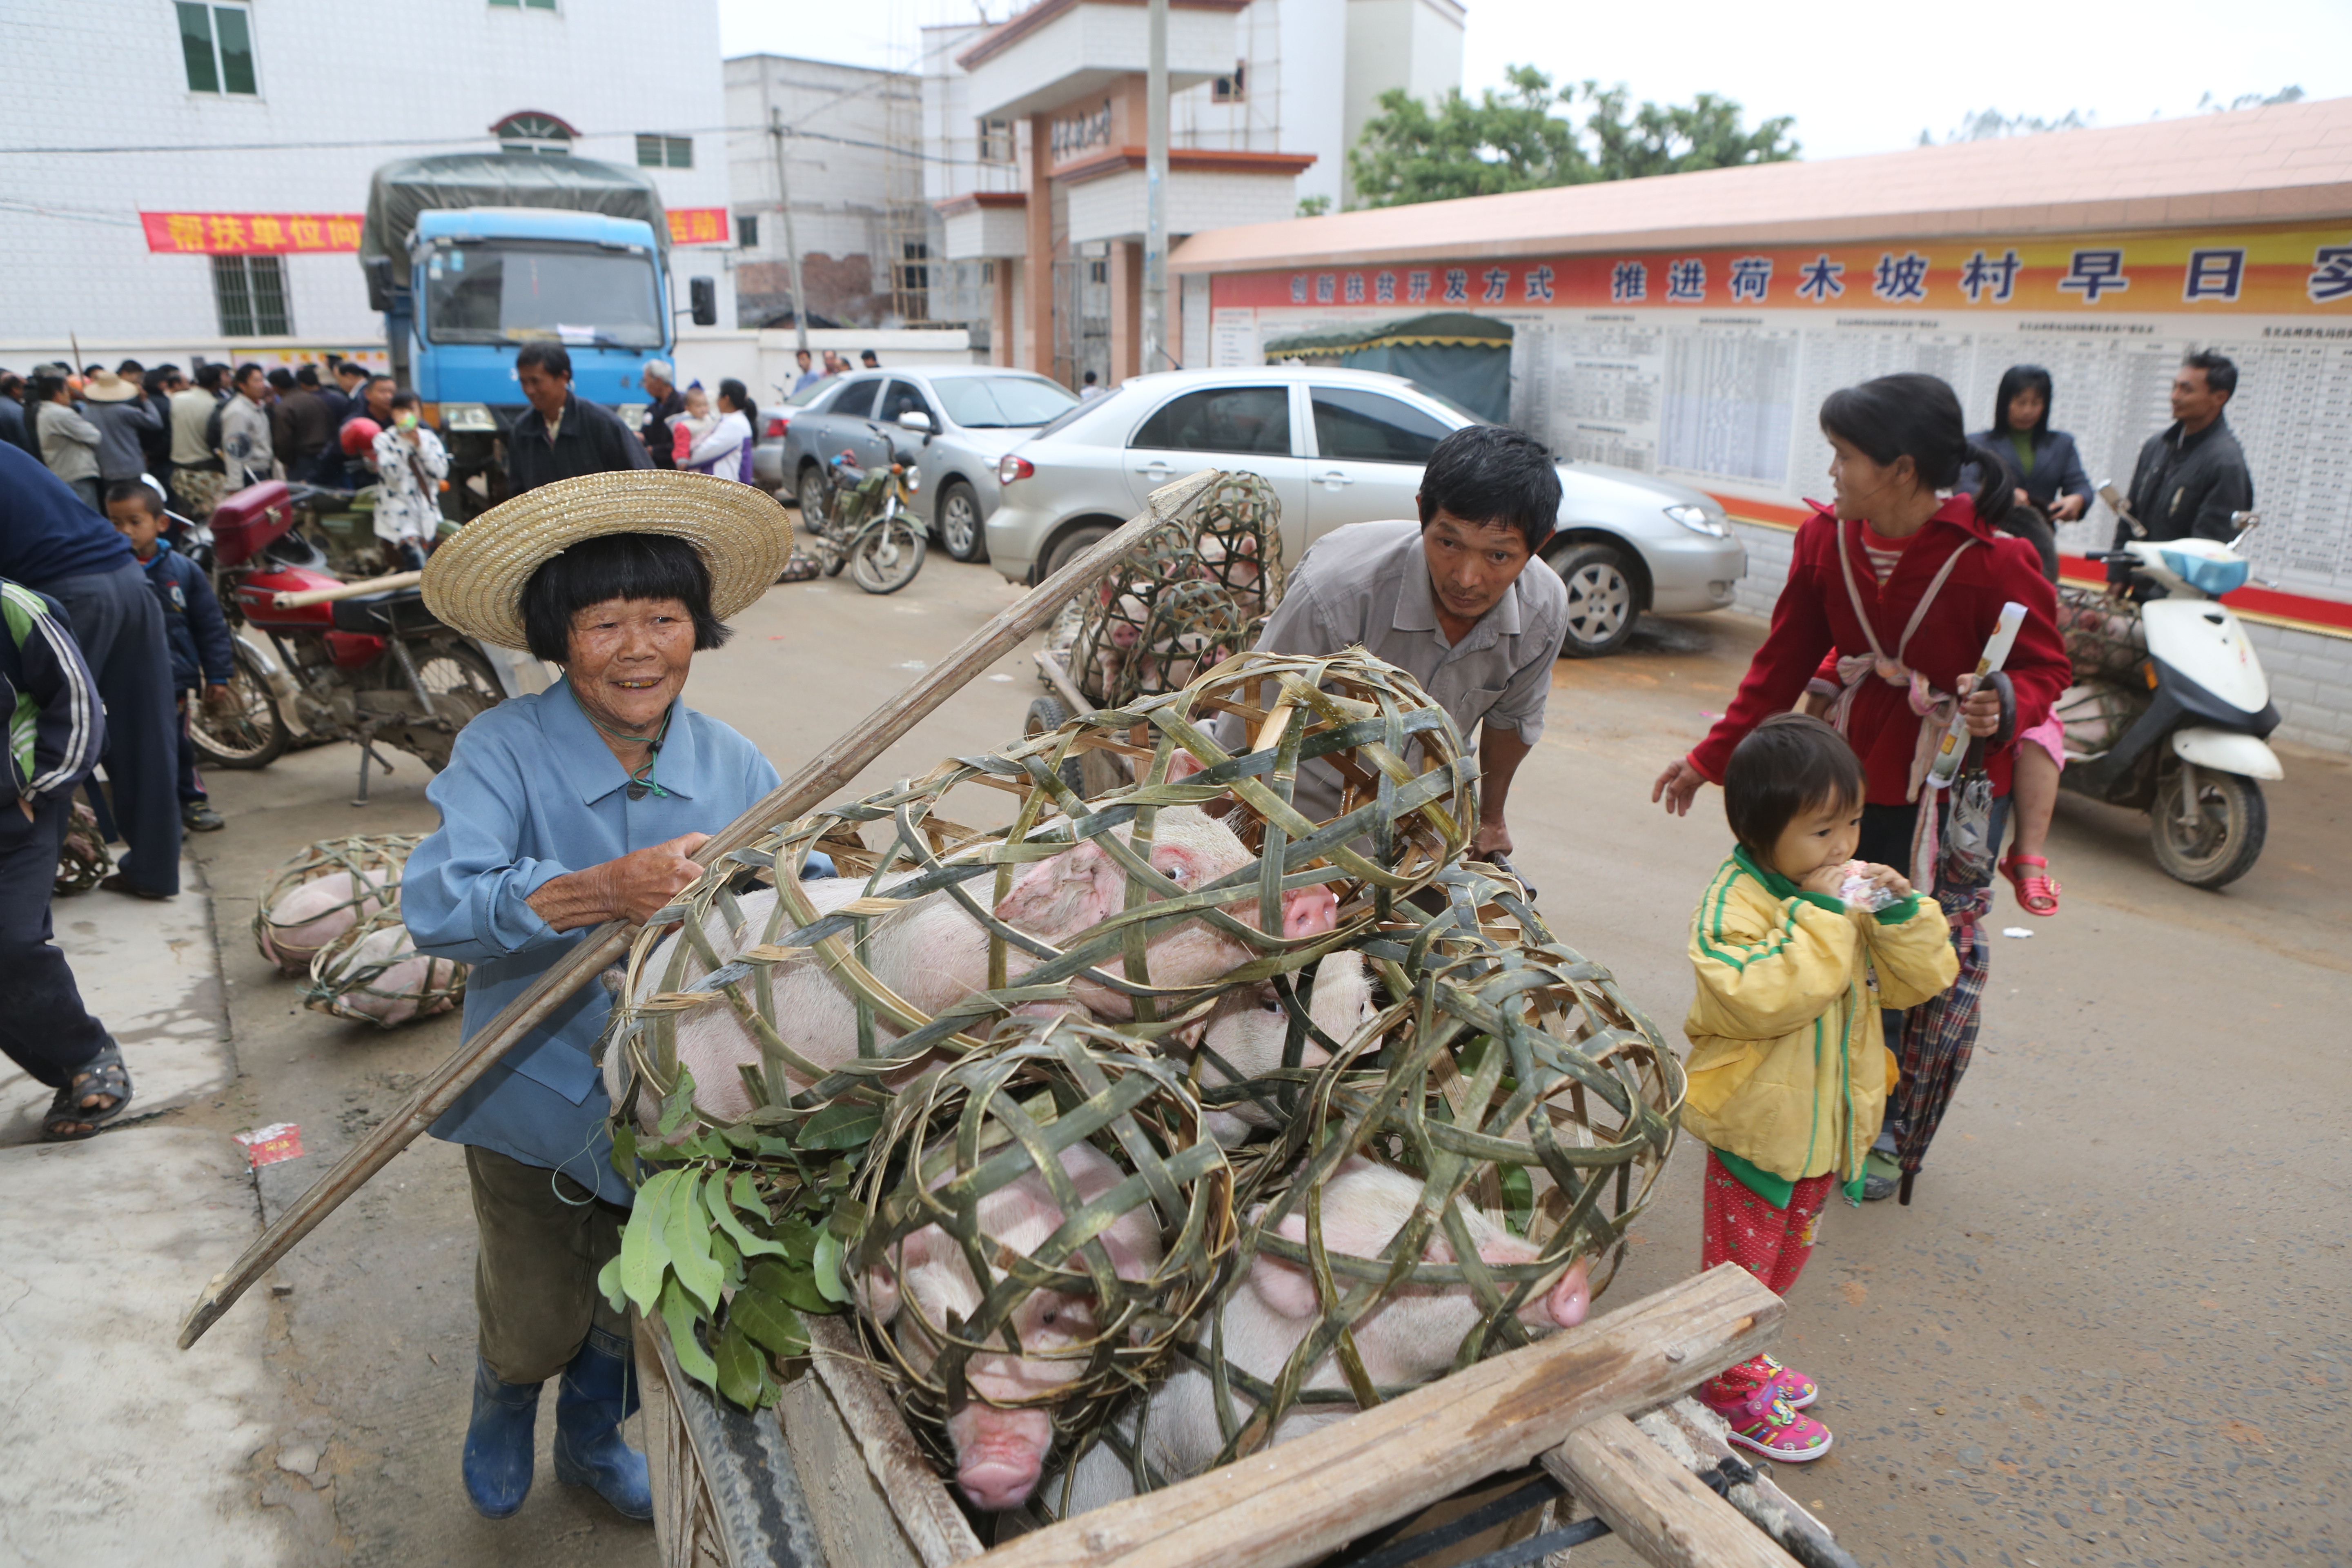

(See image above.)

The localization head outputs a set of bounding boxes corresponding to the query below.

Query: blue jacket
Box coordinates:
[1969,426,2093,516]
[136,541,235,690]
[1,579,106,810]
[404,680,782,1204]
[0,441,136,586]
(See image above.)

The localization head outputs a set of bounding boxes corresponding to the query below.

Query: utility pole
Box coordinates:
[769,105,811,357]
[1141,0,1169,373]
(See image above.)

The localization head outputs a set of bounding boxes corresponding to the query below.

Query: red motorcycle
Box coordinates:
[191,481,526,801]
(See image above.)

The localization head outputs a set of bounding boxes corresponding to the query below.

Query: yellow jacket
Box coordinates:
[1681,847,1958,1194]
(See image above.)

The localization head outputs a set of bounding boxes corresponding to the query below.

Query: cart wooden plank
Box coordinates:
[805,1314,985,1566]
[637,1314,829,1568]
[1545,1413,1801,1568]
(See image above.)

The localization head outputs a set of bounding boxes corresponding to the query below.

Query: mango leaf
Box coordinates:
[659,1276,719,1391]
[1498,1164,1535,1237]
[770,1214,820,1263]
[728,1172,773,1223]
[656,1066,700,1138]
[797,1103,882,1151]
[705,1171,788,1263]
[713,1318,771,1412]
[609,1119,639,1185]
[811,1228,852,1305]
[618,1170,679,1317]
[664,1165,726,1314]
[749,1257,834,1316]
[730,1282,810,1359]
[710,1226,744,1290]
[595,1254,627,1315]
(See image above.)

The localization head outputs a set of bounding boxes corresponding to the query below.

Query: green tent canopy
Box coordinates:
[1261,312,1515,423]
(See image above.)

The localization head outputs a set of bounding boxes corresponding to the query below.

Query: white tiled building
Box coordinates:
[1,0,733,361]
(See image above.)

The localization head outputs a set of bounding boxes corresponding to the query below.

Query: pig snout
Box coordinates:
[948,1401,1054,1511]
[1281,883,1338,939]
[1532,1256,1591,1330]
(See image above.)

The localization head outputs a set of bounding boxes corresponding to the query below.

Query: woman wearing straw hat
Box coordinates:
[401,470,797,1523]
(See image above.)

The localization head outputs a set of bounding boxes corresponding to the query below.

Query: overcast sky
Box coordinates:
[719,0,2352,164]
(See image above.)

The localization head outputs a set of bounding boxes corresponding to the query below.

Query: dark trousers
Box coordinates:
[65,477,102,513]
[0,794,114,1087]
[35,564,183,894]
[465,1145,628,1385]
[174,690,207,803]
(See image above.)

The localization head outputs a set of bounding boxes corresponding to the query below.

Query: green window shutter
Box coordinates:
[636,134,664,167]
[213,257,254,337]
[250,257,292,335]
[666,136,693,168]
[524,0,556,11]
[177,2,219,92]
[212,6,256,94]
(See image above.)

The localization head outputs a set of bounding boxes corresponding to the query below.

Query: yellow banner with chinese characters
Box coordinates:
[141,212,363,255]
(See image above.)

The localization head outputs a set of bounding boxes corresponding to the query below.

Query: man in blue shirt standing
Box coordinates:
[0,443,183,896]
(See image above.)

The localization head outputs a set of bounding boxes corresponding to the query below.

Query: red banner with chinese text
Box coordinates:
[141,212,363,255]
[664,208,730,246]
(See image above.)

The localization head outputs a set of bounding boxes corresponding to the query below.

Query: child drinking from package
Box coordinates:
[1682,713,1958,1461]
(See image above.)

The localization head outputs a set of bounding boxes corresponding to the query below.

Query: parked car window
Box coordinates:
[878,379,933,424]
[822,377,881,418]
[1310,387,1452,464]
[1129,385,1291,457]
[931,374,1078,429]
[782,379,831,408]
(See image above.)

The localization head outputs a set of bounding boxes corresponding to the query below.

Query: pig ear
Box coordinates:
[994,839,1121,935]
[856,1263,901,1324]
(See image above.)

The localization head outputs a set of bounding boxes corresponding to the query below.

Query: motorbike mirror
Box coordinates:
[895,409,932,433]
[2229,510,2262,540]
[2098,479,2147,539]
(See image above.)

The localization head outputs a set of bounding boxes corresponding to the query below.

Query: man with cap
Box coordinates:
[406,469,817,1522]
[637,358,685,470]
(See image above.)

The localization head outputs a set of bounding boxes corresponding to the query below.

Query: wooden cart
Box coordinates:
[634,1265,1862,1568]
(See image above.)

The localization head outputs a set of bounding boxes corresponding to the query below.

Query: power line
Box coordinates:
[0,122,996,168]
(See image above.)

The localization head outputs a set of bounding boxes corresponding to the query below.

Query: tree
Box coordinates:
[1348,67,1797,211]
[1921,85,2303,145]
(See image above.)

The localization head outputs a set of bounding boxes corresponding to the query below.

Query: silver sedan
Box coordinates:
[982,366,1746,656]
[775,365,1079,561]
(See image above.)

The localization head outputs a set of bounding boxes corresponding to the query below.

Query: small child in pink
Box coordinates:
[670,384,716,469]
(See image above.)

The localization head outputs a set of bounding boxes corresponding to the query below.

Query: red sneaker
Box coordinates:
[1702,1363,1833,1462]
[1747,1353,1818,1409]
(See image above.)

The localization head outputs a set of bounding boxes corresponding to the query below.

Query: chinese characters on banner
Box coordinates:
[1222,227,2352,316]
[664,208,730,246]
[140,212,363,254]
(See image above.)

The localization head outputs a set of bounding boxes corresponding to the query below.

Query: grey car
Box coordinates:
[982,367,1746,656]
[777,365,1080,561]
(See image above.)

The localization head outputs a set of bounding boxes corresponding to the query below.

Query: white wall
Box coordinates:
[1341,0,1465,207]
[0,0,731,349]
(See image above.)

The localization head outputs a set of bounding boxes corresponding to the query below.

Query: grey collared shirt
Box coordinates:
[1224,519,1566,820]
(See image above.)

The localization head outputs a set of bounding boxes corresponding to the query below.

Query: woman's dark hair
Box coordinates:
[520,532,733,664]
[1722,713,1865,854]
[515,342,573,381]
[1415,423,1561,554]
[717,376,756,434]
[1819,372,2012,528]
[1991,364,2054,434]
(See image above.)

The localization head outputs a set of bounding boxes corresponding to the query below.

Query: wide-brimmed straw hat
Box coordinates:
[84,370,138,403]
[422,470,793,651]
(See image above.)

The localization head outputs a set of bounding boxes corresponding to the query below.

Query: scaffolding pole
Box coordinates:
[1142,0,1169,373]
[768,107,811,355]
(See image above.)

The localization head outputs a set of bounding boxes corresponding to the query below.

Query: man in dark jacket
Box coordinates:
[506,344,652,495]
[0,574,133,1140]
[272,368,339,483]
[2118,353,2254,575]
[0,372,34,459]
[107,481,234,832]
[638,358,684,470]
[0,442,183,896]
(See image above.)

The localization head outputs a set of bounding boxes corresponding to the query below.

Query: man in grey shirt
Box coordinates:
[1233,424,1567,860]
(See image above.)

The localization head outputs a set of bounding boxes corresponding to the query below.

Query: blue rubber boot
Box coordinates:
[552,1326,653,1520]
[462,1357,541,1519]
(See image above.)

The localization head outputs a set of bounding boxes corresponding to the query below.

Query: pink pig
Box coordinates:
[1052,1157,1591,1512]
[1186,950,1376,1147]
[256,871,384,974]
[610,806,1339,1128]
[858,1140,1164,1512]
[310,924,458,1027]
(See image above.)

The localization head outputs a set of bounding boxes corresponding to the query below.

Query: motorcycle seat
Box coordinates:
[331,584,434,634]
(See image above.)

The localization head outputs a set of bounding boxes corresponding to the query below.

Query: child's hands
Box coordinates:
[1799,862,1849,900]
[1859,862,1912,899]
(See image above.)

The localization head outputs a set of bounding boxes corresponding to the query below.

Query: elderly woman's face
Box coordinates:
[565,597,697,733]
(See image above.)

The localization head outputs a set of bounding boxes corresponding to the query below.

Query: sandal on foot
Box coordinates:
[1701,1366,1833,1461]
[2000,853,2061,916]
[41,1044,134,1141]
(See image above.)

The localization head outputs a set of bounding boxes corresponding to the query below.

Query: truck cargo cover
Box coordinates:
[360,153,670,274]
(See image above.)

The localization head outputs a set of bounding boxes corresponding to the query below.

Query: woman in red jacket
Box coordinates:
[1653,373,2067,1201]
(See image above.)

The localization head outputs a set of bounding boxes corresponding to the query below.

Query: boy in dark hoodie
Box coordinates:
[104,481,234,833]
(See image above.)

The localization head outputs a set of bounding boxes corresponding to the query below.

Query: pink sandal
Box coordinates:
[2000,853,2062,916]
[1701,1362,1833,1461]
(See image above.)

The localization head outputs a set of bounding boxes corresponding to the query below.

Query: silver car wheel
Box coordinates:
[940,481,986,562]
[1547,541,1639,657]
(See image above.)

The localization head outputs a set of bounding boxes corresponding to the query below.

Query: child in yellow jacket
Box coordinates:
[1682,714,1958,1462]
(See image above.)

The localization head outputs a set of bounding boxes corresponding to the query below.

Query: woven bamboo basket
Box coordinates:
[252,834,419,974]
[53,797,110,895]
[299,903,468,1028]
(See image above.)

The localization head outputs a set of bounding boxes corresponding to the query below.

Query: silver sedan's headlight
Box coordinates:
[1664,503,1729,538]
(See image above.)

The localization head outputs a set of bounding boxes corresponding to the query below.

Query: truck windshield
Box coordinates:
[423,241,663,350]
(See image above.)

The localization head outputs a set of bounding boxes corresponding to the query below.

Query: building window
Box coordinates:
[977,117,1015,164]
[981,260,996,283]
[177,3,257,95]
[635,134,693,169]
[213,255,290,337]
[492,111,575,155]
[489,0,558,9]
[1088,259,1108,285]
[1212,62,1246,103]
[736,214,759,250]
[899,241,931,294]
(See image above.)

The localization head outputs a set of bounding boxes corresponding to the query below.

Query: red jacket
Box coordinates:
[1690,498,2066,804]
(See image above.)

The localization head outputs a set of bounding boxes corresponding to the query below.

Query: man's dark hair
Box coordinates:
[516,342,574,381]
[266,367,296,392]
[2183,351,2237,401]
[295,364,320,388]
[82,363,103,378]
[520,533,733,664]
[1721,713,1864,855]
[234,362,266,390]
[336,360,366,379]
[105,478,164,515]
[0,372,21,400]
[367,374,396,393]
[1415,424,1561,553]
[196,363,229,393]
[859,349,879,366]
[116,358,145,378]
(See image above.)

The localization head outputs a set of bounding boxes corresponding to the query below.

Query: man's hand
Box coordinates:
[1470,818,1513,861]
[2013,486,2031,509]
[1652,757,1707,817]
[202,682,236,714]
[526,832,710,932]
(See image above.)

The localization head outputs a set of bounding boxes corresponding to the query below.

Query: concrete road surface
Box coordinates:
[128,556,2352,1566]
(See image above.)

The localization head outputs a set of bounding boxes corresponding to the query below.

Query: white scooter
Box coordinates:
[2055,487,2281,888]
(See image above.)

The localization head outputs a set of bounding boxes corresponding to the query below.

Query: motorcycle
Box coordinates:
[2054,486,2281,889]
[189,480,534,802]
[799,430,927,595]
